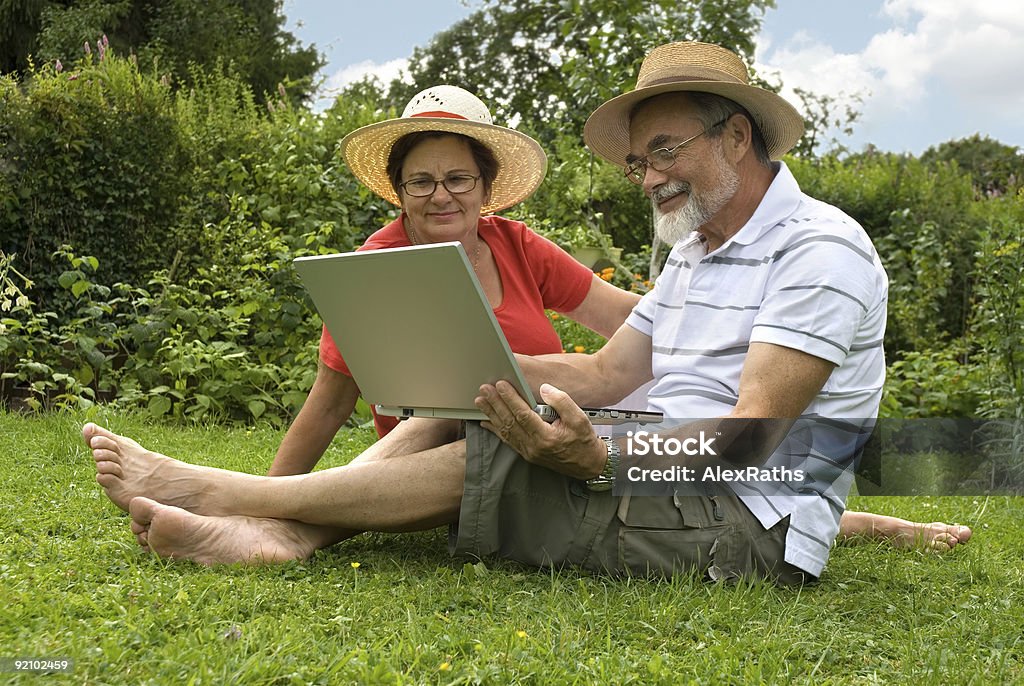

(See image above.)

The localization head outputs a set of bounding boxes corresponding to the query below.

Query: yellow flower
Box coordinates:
[350,562,360,569]
[573,345,585,353]
[439,662,451,671]
[550,313,560,320]
[516,630,528,638]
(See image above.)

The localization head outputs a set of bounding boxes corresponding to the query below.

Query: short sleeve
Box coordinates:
[520,229,593,312]
[751,232,883,366]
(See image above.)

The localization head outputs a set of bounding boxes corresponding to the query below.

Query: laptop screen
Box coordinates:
[293,242,536,420]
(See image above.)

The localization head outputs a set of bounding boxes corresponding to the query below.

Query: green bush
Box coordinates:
[969,193,1024,417]
[0,242,329,424]
[0,52,192,306]
[880,346,983,419]
[790,153,980,356]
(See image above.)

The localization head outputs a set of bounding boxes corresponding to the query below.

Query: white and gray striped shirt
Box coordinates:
[626,161,889,577]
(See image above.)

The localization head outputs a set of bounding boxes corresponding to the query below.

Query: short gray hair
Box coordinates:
[685,92,771,166]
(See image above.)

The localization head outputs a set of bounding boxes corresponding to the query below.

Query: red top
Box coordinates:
[319,214,594,436]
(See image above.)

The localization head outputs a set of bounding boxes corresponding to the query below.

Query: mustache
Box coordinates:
[650,180,690,205]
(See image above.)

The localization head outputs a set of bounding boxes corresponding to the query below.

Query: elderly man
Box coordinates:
[84,42,888,584]
[473,41,888,583]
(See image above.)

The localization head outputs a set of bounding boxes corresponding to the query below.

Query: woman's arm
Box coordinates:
[561,275,641,338]
[267,362,360,476]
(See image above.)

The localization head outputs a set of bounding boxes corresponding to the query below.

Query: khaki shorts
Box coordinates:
[450,422,812,586]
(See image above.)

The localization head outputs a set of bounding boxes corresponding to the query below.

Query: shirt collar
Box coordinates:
[723,160,803,247]
[667,161,803,257]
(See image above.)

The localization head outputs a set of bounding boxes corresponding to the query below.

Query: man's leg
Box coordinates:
[83,423,465,530]
[127,497,343,565]
[258,416,466,553]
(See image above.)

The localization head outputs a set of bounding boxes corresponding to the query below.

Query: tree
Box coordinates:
[788,86,863,159]
[921,134,1023,197]
[382,0,776,263]
[390,0,775,145]
[1,0,323,104]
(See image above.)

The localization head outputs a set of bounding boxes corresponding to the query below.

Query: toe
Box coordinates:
[89,436,119,452]
[95,460,124,478]
[129,496,161,526]
[927,534,955,552]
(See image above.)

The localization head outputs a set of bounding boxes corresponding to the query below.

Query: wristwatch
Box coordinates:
[586,437,621,492]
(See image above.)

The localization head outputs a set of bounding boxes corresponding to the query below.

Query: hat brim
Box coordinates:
[583,82,805,166]
[340,117,547,214]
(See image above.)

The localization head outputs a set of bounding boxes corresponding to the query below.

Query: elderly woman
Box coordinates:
[83,86,969,564]
[268,85,637,477]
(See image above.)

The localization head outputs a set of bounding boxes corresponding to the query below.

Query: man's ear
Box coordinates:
[722,114,752,163]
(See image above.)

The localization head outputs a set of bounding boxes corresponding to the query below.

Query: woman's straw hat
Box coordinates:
[340,85,547,214]
[584,42,805,164]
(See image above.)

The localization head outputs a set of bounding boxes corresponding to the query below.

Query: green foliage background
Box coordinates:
[1,0,1022,435]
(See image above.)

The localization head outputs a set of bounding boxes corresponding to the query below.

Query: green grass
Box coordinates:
[1,409,1022,685]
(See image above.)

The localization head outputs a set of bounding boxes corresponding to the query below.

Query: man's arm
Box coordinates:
[475,325,654,480]
[732,342,835,418]
[476,340,834,480]
[517,323,654,408]
[701,342,836,467]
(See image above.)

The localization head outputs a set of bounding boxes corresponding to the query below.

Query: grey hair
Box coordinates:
[632,91,772,166]
[684,92,771,166]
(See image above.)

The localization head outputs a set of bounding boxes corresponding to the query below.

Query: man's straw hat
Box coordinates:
[340,85,547,214]
[584,42,804,164]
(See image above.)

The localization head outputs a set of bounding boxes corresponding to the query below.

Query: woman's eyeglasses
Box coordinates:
[400,174,481,197]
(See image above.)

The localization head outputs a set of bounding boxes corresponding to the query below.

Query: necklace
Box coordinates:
[407,225,481,270]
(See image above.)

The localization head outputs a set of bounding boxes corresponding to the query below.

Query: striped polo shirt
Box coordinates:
[625,161,889,577]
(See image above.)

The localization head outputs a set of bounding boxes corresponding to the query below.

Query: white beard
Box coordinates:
[653,145,740,246]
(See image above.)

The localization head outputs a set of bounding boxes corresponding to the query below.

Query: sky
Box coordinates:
[282,0,1024,156]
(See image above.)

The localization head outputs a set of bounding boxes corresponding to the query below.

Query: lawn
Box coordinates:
[1,409,1021,685]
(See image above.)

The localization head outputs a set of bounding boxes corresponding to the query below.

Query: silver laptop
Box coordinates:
[293,242,662,425]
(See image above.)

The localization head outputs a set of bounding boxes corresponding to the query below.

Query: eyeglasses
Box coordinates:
[399,174,481,197]
[623,118,730,184]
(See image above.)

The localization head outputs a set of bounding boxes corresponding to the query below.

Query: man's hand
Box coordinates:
[474,381,607,480]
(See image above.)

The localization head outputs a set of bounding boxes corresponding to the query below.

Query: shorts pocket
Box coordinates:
[616,493,731,577]
[619,525,728,577]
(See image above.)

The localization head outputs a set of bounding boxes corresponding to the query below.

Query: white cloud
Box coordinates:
[311,58,411,109]
[756,0,1024,151]
[878,0,1024,107]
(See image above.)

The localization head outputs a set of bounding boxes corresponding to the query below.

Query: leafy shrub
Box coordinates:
[0,242,326,425]
[969,194,1024,417]
[880,346,983,419]
[790,153,980,356]
[0,51,192,307]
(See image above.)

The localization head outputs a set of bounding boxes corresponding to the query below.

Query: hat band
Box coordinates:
[410,111,470,120]
[641,74,742,87]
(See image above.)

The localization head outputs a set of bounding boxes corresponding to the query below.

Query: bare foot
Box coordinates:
[83,423,220,514]
[128,497,319,565]
[910,522,973,553]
